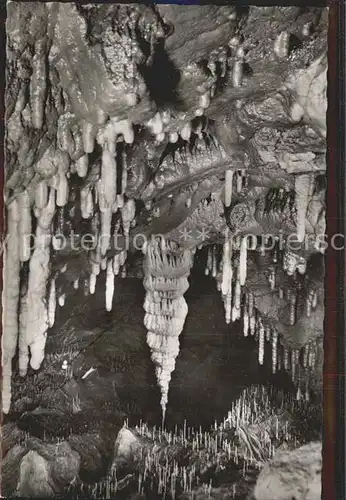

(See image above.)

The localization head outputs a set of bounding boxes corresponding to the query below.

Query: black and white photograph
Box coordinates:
[1,3,332,499]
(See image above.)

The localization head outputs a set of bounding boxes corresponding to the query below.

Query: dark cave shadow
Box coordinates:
[137,38,183,109]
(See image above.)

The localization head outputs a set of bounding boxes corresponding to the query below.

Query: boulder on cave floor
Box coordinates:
[2,444,29,496]
[110,427,142,473]
[14,438,80,497]
[16,450,55,498]
[253,441,322,500]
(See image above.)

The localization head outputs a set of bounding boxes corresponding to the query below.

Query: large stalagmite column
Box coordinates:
[143,236,193,424]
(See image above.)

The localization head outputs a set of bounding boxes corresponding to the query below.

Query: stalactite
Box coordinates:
[19,284,29,377]
[101,257,107,271]
[80,186,94,219]
[212,246,217,278]
[113,254,120,275]
[25,188,56,371]
[294,174,311,242]
[143,236,193,423]
[268,266,276,290]
[243,305,249,337]
[239,237,247,286]
[121,199,136,237]
[57,166,69,207]
[311,290,318,309]
[76,154,89,178]
[58,293,66,307]
[2,199,21,413]
[82,121,97,153]
[30,38,47,129]
[181,123,192,141]
[265,326,271,342]
[291,350,296,381]
[303,345,308,368]
[284,347,289,370]
[106,259,115,311]
[289,294,296,325]
[218,230,235,324]
[232,268,241,321]
[18,190,32,262]
[236,170,243,192]
[35,180,48,209]
[48,278,56,328]
[121,149,128,195]
[224,170,234,207]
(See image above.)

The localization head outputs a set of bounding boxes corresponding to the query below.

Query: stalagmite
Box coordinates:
[48,278,56,328]
[294,174,311,242]
[106,260,115,311]
[284,348,289,370]
[80,186,94,219]
[224,169,234,207]
[232,58,243,88]
[143,236,193,423]
[2,199,21,413]
[236,171,243,193]
[82,121,97,153]
[274,31,289,58]
[18,190,32,262]
[73,278,79,290]
[25,188,56,372]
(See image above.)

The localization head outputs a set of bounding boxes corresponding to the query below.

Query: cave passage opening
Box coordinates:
[7,247,304,437]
